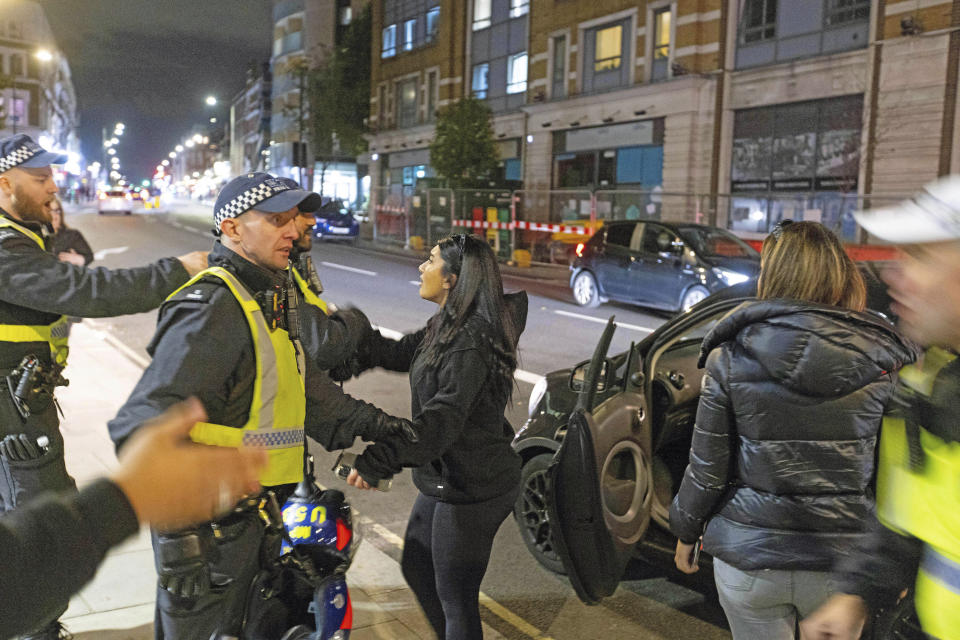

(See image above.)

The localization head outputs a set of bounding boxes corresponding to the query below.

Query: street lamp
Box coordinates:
[168,152,176,158]
[205,96,217,107]
[175,144,183,152]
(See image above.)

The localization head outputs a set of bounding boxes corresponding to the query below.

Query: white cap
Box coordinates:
[855,175,960,244]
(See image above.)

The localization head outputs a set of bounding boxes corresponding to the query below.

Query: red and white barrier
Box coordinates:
[451,219,595,235]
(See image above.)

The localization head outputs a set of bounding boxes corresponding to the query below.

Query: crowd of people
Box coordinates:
[0,130,959,640]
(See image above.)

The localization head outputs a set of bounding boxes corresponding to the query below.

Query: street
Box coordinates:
[65,203,730,640]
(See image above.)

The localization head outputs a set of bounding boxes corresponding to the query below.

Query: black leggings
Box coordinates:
[401,488,519,640]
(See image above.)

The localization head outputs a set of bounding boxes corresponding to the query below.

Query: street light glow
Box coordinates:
[107,148,116,155]
[168,152,176,158]
[161,159,169,166]
[110,137,119,145]
[175,145,184,152]
[35,49,53,62]
[205,96,217,106]
[192,134,203,143]
[185,140,195,148]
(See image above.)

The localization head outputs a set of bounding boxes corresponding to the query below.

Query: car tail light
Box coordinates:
[575,243,585,258]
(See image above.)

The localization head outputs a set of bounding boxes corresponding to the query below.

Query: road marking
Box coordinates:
[320,261,377,276]
[83,320,151,369]
[375,325,544,385]
[92,246,129,260]
[554,309,655,333]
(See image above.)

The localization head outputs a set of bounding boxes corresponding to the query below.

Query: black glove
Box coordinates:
[329,355,363,383]
[360,414,418,444]
[0,434,43,461]
[332,307,373,350]
[156,529,216,600]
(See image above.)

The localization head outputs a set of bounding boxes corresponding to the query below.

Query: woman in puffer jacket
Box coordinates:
[669,220,917,640]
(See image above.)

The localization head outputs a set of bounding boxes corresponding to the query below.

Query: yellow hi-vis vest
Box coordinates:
[291,264,328,314]
[877,347,960,640]
[0,216,70,366]
[170,266,306,487]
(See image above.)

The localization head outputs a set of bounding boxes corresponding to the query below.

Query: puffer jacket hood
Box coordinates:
[699,299,916,398]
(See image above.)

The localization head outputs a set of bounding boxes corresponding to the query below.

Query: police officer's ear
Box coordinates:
[219,217,241,242]
[0,173,13,197]
[443,273,457,291]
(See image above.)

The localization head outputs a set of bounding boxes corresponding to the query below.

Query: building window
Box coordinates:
[382,24,397,58]
[403,18,417,51]
[396,78,418,128]
[651,6,672,81]
[594,25,622,72]
[9,54,23,77]
[552,35,567,98]
[742,0,776,43]
[473,0,492,31]
[510,0,529,19]
[507,52,528,94]
[426,6,440,42]
[426,70,438,121]
[472,63,489,99]
[730,95,864,236]
[825,0,870,26]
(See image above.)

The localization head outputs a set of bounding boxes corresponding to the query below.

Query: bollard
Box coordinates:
[512,249,531,268]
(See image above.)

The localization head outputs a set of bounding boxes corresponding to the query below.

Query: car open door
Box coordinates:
[547,317,653,604]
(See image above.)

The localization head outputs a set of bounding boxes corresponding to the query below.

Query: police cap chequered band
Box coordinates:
[771,219,794,240]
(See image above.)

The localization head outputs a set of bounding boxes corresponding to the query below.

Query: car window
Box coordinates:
[641,224,675,255]
[604,223,636,249]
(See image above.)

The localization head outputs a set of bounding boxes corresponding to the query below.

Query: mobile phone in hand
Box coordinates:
[691,538,702,566]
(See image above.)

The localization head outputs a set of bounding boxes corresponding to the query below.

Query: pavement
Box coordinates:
[56,320,505,640]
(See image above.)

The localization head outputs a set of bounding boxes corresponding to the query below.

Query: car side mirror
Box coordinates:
[570,359,611,393]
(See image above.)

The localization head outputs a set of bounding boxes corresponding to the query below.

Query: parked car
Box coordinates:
[513,265,919,637]
[97,188,133,215]
[570,221,760,312]
[313,200,359,243]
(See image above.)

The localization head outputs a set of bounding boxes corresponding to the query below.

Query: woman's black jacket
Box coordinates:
[354,292,527,504]
[669,299,917,571]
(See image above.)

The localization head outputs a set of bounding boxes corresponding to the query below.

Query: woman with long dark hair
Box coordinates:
[343,233,526,640]
[669,221,916,639]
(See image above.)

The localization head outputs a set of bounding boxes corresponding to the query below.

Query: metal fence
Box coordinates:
[363,187,907,266]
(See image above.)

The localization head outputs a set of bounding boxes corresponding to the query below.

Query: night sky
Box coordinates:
[36,0,273,182]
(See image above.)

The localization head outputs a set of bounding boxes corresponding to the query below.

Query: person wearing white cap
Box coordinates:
[802,176,960,640]
[0,133,208,640]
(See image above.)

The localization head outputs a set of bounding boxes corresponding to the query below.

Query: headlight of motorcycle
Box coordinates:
[712,266,750,286]
[528,377,548,418]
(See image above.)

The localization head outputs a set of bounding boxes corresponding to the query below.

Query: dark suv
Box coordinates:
[513,269,921,637]
[570,221,760,312]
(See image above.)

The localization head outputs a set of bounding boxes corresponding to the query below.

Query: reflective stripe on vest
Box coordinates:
[0,217,70,365]
[876,347,960,639]
[291,265,328,314]
[171,266,306,487]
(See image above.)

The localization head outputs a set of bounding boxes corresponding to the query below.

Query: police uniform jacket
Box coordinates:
[0,210,189,374]
[108,241,368,452]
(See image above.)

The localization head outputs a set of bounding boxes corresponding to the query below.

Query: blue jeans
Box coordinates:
[713,558,837,640]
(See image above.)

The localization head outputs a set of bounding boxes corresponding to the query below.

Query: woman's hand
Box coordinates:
[346,468,373,490]
[58,249,85,266]
[674,540,700,574]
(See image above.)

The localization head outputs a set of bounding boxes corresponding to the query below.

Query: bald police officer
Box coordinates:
[0,134,206,640]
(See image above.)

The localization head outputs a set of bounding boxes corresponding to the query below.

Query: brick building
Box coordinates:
[367,0,960,239]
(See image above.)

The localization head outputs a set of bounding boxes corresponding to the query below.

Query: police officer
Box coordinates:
[0,134,206,640]
[802,176,960,639]
[107,172,411,639]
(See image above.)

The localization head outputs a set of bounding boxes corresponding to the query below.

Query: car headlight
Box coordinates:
[712,267,750,286]
[528,377,548,418]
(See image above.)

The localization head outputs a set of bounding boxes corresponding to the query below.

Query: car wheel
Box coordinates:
[514,453,566,575]
[572,271,601,308]
[680,285,709,312]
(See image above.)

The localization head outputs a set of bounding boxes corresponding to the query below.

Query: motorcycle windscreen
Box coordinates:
[547,406,651,605]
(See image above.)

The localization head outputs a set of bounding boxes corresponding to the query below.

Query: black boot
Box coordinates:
[19,620,72,640]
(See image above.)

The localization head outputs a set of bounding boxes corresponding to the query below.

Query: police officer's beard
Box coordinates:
[294,233,312,254]
[10,184,50,223]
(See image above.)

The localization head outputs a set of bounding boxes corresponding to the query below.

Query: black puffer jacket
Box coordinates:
[669,299,917,571]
